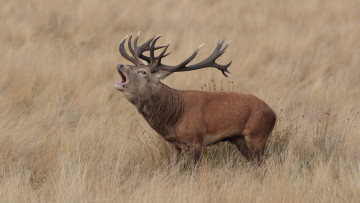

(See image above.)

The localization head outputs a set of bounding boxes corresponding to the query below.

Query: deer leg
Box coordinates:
[166,142,181,169]
[244,138,267,166]
[233,136,253,162]
[190,144,202,170]
[244,126,272,166]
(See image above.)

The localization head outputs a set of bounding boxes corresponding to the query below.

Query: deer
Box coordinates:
[115,32,276,168]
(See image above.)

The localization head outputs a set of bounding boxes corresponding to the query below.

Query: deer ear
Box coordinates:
[154,70,172,81]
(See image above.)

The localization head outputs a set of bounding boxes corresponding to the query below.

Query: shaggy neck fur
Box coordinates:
[133,82,185,136]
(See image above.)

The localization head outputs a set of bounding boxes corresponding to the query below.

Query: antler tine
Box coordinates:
[154,43,171,67]
[221,40,231,53]
[149,35,162,64]
[156,40,232,77]
[218,39,225,49]
[218,60,232,77]
[176,43,204,69]
[119,35,140,65]
[127,34,143,65]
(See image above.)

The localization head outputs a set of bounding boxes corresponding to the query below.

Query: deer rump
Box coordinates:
[115,32,276,167]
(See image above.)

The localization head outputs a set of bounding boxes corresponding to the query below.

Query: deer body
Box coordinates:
[115,33,276,167]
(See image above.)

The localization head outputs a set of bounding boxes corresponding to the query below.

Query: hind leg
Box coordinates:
[243,127,271,165]
[241,109,276,165]
[244,138,267,165]
[234,130,269,165]
[233,136,253,162]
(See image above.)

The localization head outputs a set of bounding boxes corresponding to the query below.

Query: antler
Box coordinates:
[133,32,171,63]
[149,38,232,77]
[119,34,142,65]
[119,33,232,77]
[119,32,171,65]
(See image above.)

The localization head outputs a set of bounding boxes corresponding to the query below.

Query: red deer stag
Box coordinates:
[115,33,276,168]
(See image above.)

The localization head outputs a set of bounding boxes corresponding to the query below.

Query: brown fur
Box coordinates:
[135,83,185,137]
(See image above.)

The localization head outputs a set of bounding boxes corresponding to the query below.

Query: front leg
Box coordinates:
[190,144,203,170]
[166,142,181,169]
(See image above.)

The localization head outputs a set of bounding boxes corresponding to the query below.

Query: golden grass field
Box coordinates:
[1,0,360,202]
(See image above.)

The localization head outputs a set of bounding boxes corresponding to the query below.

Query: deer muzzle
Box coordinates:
[115,64,128,90]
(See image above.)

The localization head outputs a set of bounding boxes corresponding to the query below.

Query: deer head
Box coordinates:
[115,32,232,99]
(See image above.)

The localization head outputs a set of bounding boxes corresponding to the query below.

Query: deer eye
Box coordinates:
[138,70,147,75]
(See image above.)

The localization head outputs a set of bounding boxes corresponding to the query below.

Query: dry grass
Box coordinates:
[1,0,360,202]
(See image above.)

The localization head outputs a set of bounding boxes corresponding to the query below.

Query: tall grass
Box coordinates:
[0,0,360,202]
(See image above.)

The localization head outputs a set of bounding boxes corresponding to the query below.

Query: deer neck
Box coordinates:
[134,82,185,135]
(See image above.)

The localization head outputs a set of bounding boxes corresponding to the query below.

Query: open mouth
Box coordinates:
[115,69,128,88]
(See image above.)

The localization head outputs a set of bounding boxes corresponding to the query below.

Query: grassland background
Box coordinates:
[1,0,360,202]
